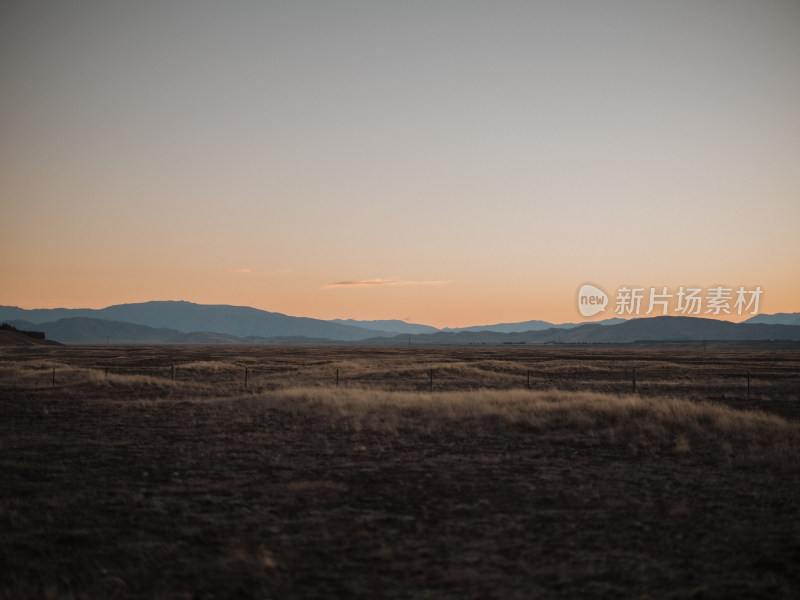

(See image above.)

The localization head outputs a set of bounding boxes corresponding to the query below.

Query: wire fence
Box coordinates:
[18,362,800,401]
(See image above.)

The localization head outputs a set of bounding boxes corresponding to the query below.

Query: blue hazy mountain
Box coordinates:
[0,301,624,341]
[743,312,800,326]
[441,317,625,333]
[4,317,362,345]
[0,301,394,341]
[361,316,800,344]
[6,317,186,344]
[546,316,800,343]
[329,319,439,335]
[2,303,799,344]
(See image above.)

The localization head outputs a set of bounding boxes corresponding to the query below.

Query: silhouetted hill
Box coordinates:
[0,329,61,346]
[1,322,45,340]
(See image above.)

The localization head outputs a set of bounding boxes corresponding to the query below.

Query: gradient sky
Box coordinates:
[2,1,798,328]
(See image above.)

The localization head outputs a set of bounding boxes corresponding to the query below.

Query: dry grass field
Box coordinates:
[1,344,799,599]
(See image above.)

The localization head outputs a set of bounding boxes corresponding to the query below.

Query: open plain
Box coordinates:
[1,344,799,599]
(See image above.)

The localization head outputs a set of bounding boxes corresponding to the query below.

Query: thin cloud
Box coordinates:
[226,268,251,274]
[325,279,452,288]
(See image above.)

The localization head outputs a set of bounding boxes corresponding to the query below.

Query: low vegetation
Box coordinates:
[1,345,798,598]
[231,387,798,463]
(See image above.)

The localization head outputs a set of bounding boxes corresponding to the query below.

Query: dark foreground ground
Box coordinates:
[1,345,799,599]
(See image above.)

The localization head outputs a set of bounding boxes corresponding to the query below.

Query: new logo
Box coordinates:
[577,284,609,317]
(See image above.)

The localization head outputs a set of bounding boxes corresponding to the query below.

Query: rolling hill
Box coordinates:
[0,330,61,346]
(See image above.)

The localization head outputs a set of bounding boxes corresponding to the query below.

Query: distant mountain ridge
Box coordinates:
[6,317,334,345]
[329,319,438,335]
[0,301,625,341]
[7,317,186,344]
[442,317,625,333]
[2,302,799,344]
[0,301,393,341]
[743,312,800,326]
[361,316,800,345]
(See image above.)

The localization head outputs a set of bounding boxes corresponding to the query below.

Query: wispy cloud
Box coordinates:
[226,268,251,274]
[325,279,452,288]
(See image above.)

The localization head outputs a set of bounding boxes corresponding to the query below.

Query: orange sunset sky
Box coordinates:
[2,1,799,328]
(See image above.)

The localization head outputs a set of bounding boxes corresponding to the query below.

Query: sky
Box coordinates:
[1,0,798,328]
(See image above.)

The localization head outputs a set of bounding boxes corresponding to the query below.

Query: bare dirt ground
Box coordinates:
[1,345,799,599]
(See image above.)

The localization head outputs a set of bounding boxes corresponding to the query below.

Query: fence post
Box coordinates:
[244,367,248,389]
[632,367,636,394]
[429,368,433,392]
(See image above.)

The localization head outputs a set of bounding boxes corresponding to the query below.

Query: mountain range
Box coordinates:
[363,316,800,345]
[0,301,392,341]
[441,317,625,333]
[1,302,799,345]
[743,312,800,326]
[329,318,438,335]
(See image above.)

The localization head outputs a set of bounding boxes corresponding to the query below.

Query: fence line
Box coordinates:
[28,362,791,399]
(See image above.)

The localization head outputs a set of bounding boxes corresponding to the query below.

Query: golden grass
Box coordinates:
[2,349,798,466]
[222,387,800,465]
[1,346,798,599]
[179,360,243,372]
